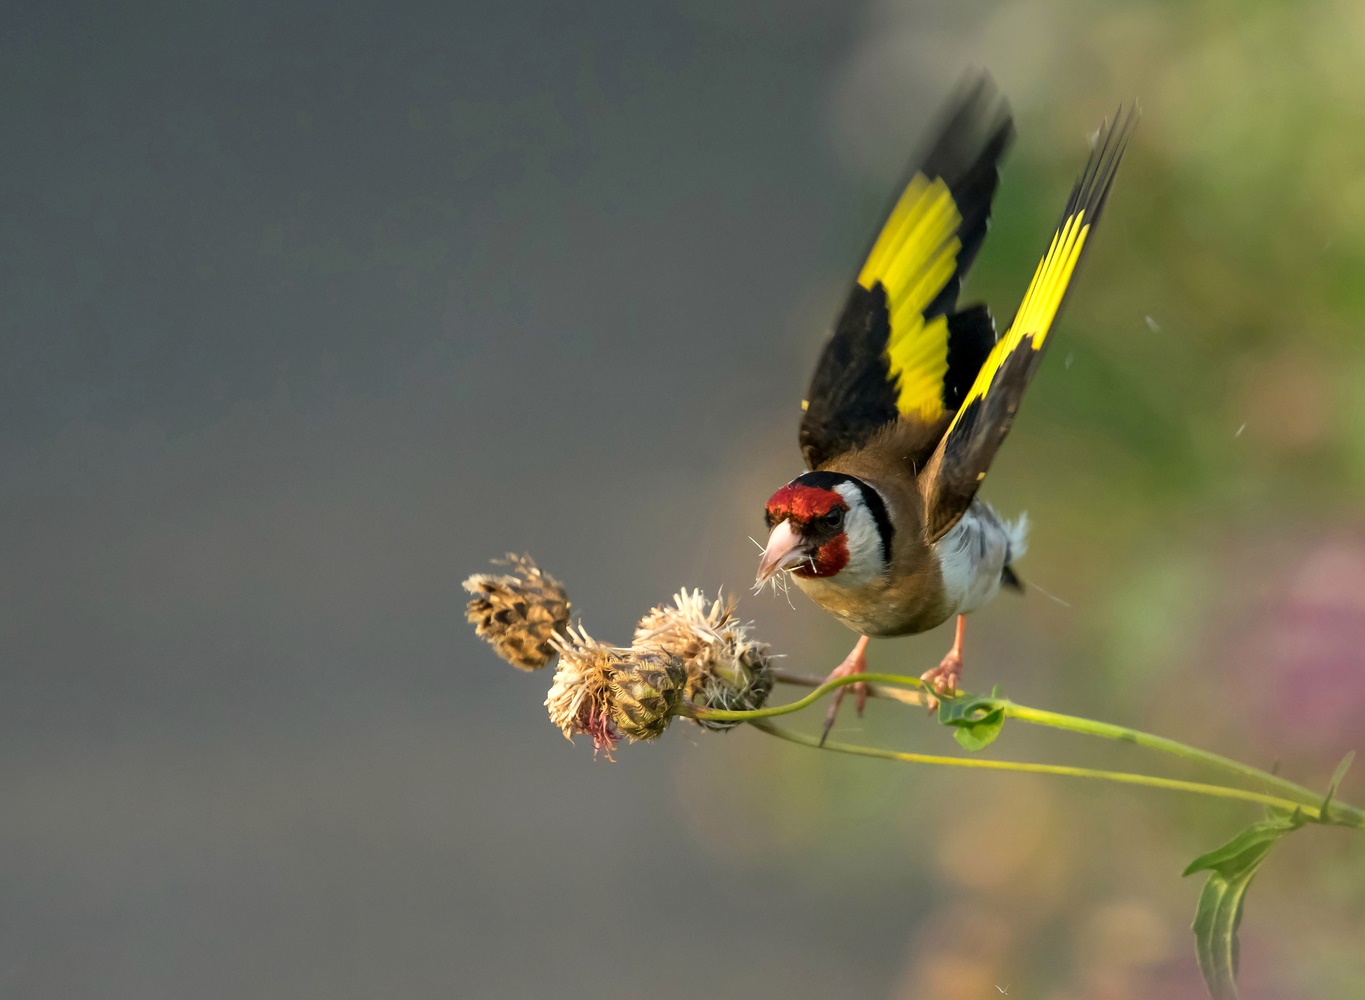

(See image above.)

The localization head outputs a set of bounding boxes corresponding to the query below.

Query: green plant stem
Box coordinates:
[683,671,931,722]
[691,671,1365,829]
[750,720,1332,819]
[769,667,926,707]
[997,702,1327,809]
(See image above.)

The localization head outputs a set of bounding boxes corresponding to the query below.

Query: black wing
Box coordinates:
[922,104,1137,542]
[799,75,1014,470]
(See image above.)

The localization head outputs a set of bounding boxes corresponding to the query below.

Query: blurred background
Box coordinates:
[2,0,1364,997]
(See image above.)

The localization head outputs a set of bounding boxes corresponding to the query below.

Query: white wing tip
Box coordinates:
[1005,511,1030,562]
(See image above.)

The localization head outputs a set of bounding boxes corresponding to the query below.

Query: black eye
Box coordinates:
[823,507,845,528]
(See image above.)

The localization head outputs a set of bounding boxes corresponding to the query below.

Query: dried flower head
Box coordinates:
[610,650,686,743]
[463,554,571,671]
[634,589,773,731]
[688,638,774,732]
[633,588,733,658]
[545,624,623,756]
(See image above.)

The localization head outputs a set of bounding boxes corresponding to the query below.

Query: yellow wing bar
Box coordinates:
[946,209,1091,432]
[856,174,962,424]
[1011,210,1091,351]
[943,102,1135,438]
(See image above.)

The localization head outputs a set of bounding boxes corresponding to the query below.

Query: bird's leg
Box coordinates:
[920,615,966,713]
[819,635,870,747]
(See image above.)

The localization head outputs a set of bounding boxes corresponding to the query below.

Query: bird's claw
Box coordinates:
[818,641,869,746]
[920,650,963,714]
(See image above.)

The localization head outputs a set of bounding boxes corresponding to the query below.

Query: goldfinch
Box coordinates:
[754,76,1134,738]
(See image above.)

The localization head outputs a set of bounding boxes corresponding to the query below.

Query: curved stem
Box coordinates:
[750,720,1330,819]
[682,671,929,722]
[998,701,1365,828]
[769,667,925,707]
[999,703,1292,803]
[705,671,1365,829]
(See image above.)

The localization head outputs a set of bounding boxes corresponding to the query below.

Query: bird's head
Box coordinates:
[756,471,893,589]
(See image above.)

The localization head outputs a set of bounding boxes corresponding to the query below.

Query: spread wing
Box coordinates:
[799,75,1014,471]
[921,105,1138,542]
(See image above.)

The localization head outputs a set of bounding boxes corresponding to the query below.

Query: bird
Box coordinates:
[754,75,1135,742]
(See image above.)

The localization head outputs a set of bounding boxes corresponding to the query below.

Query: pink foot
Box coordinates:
[921,615,966,713]
[820,636,870,746]
[920,650,962,713]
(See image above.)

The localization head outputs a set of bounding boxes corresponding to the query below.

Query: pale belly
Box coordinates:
[934,501,1023,616]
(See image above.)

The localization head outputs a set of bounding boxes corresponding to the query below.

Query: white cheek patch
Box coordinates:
[832,481,889,586]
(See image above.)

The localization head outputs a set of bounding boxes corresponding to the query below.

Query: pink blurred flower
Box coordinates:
[1222,534,1365,763]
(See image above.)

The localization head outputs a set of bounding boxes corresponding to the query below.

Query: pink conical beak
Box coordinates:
[755,520,810,587]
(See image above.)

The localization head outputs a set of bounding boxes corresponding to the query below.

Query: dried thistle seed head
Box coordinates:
[610,650,686,743]
[633,589,773,732]
[634,588,738,659]
[463,554,571,671]
[688,634,774,732]
[545,624,622,757]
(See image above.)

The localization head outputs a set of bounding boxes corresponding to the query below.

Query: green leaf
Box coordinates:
[1189,861,1255,1000]
[1320,750,1355,821]
[937,694,1005,751]
[1181,811,1305,877]
[952,708,1004,750]
[1183,812,1307,1000]
[1328,751,1356,789]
